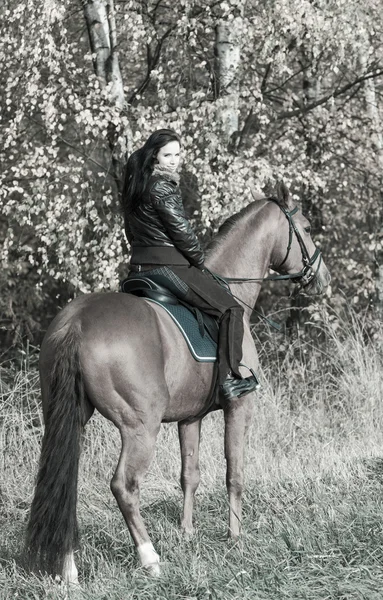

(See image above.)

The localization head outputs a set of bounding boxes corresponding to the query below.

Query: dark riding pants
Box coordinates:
[129,264,244,384]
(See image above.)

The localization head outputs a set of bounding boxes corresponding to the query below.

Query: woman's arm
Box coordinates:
[150,180,205,268]
[124,215,134,244]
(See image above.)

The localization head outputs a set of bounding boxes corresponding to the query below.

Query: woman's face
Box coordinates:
[156,140,180,171]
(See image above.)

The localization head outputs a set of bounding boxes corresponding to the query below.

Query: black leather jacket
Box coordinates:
[125,171,205,268]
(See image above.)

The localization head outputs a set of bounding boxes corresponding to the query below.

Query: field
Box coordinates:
[1,311,383,599]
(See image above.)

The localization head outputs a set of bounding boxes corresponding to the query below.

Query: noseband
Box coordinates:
[217,198,323,289]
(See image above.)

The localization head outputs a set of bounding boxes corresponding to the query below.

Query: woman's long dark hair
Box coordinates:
[121,129,180,215]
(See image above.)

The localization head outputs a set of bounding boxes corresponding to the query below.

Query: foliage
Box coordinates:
[1,0,382,346]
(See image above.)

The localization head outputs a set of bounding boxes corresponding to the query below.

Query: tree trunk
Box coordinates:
[360,48,383,318]
[83,0,132,191]
[84,0,124,108]
[214,17,243,143]
[288,48,323,334]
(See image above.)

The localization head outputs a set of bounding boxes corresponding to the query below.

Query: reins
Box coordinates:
[205,198,323,331]
[205,267,283,331]
[208,198,322,289]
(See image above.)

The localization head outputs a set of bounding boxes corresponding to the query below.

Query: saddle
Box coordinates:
[121,276,179,305]
[120,273,219,360]
[120,272,260,411]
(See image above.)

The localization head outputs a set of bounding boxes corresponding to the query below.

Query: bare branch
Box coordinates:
[128,26,176,104]
[127,0,223,105]
[235,108,254,152]
[264,64,309,95]
[260,63,272,93]
[59,137,116,175]
[277,70,383,120]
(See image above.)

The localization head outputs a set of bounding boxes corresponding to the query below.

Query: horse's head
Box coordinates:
[270,182,331,295]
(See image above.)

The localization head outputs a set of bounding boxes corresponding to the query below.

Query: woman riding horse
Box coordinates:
[26,166,330,581]
[122,128,258,402]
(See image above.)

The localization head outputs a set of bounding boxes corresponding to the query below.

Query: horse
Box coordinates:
[26,185,330,583]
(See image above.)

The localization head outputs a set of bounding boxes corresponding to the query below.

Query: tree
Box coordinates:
[214,14,243,143]
[359,30,383,318]
[83,0,133,184]
[1,0,383,349]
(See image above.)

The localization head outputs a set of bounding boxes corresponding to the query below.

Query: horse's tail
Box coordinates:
[26,318,84,576]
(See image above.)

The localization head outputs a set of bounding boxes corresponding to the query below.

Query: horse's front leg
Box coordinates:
[224,401,252,539]
[178,419,202,535]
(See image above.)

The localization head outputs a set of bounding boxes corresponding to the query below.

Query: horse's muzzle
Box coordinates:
[300,265,331,296]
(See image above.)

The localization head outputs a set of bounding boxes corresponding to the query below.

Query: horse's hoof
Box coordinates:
[138,542,160,576]
[62,552,79,585]
[181,526,194,538]
[227,529,240,541]
[54,574,80,586]
[144,562,161,577]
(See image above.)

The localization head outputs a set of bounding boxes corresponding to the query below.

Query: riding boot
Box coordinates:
[219,372,261,402]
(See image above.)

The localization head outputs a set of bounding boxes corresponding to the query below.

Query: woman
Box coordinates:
[121,128,258,402]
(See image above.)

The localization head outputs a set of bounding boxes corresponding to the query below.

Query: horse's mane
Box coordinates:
[206,182,290,255]
[206,202,260,254]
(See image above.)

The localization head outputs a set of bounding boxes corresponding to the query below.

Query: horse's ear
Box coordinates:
[250,187,264,201]
[275,181,291,208]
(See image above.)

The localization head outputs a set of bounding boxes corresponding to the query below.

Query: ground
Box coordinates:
[2,317,383,599]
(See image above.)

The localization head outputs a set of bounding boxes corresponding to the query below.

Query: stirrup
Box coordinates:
[219,372,261,402]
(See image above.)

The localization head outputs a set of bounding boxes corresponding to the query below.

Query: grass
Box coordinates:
[2,311,383,599]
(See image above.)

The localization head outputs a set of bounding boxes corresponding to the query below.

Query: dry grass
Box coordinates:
[1,311,383,599]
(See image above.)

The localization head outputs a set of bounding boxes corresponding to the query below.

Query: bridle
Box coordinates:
[209,198,323,290]
[270,199,322,288]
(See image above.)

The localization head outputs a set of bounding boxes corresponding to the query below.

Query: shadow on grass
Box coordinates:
[0,535,35,591]
[362,456,383,483]
[142,497,181,527]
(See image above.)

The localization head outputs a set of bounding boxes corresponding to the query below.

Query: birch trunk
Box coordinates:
[214,17,243,143]
[365,75,383,319]
[360,59,383,167]
[360,50,383,318]
[289,51,322,332]
[83,0,132,189]
[83,0,124,108]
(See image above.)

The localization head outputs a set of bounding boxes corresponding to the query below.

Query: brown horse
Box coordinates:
[26,187,330,582]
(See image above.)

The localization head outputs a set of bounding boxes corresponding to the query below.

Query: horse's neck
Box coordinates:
[205,201,276,317]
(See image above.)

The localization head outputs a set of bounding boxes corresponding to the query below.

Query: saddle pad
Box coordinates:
[146,298,217,363]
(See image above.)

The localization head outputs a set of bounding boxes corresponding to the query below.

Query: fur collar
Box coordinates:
[151,165,180,185]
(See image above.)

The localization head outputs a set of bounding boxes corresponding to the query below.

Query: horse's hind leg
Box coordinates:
[178,419,201,535]
[111,420,161,575]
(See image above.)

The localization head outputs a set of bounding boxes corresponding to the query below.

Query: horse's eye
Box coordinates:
[304,226,311,234]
